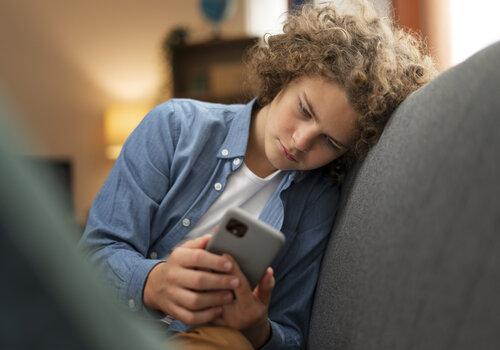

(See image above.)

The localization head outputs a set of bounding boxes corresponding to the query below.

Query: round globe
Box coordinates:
[200,0,236,28]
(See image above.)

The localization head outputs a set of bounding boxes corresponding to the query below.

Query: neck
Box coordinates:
[245,104,277,178]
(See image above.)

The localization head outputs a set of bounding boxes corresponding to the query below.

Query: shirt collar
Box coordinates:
[217,99,256,159]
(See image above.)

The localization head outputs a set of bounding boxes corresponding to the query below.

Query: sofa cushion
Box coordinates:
[308,42,500,349]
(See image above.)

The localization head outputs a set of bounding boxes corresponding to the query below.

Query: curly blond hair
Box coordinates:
[244,1,438,183]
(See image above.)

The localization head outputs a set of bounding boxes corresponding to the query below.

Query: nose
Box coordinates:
[292,125,318,152]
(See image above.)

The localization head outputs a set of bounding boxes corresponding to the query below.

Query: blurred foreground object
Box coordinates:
[0,97,172,350]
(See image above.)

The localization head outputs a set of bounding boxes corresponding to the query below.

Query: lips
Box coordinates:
[279,140,298,162]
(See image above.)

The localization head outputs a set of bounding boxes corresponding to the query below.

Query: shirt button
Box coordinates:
[214,182,223,191]
[233,158,241,166]
[149,251,158,259]
[182,218,191,227]
[221,149,229,156]
[128,299,136,309]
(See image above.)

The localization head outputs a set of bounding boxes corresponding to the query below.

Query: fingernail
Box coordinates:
[223,261,232,271]
[224,294,233,302]
[230,278,239,288]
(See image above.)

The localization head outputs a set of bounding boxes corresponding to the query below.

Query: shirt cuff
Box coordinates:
[125,258,164,313]
[259,319,287,350]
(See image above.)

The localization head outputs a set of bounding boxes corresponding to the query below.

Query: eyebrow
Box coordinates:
[302,92,348,149]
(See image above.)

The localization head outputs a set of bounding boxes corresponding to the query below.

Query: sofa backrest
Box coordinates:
[308,42,500,349]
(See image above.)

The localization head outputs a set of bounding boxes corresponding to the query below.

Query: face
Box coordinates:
[258,76,358,172]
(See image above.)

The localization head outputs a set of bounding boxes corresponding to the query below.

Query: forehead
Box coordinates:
[292,76,358,143]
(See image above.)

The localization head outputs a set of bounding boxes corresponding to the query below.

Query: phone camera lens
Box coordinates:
[226,219,247,237]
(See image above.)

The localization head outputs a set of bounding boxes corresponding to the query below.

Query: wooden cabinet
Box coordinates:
[170,37,258,104]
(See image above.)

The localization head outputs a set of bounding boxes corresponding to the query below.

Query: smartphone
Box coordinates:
[206,207,286,290]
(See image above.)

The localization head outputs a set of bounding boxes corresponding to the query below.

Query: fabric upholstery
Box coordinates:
[308,42,500,349]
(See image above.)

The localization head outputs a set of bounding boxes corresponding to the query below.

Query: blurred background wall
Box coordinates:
[0,0,247,226]
[0,0,499,229]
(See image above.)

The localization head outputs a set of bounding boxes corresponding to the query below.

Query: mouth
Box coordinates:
[279,140,298,162]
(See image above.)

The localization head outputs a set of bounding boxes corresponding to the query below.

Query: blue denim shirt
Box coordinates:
[79,98,340,349]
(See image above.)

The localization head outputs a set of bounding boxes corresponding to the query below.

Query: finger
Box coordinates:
[222,254,251,298]
[167,302,222,326]
[174,247,233,273]
[177,268,240,291]
[179,234,212,249]
[254,267,275,306]
[172,287,234,311]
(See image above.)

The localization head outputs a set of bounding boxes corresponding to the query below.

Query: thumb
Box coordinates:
[179,234,212,249]
[254,267,274,306]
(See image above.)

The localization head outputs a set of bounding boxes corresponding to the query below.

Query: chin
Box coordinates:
[266,144,297,171]
[276,161,299,171]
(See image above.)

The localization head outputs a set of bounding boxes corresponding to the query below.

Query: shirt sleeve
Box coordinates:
[260,182,340,349]
[78,101,178,314]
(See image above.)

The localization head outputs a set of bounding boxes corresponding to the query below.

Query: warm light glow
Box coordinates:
[450,1,500,65]
[104,102,152,159]
[98,67,161,101]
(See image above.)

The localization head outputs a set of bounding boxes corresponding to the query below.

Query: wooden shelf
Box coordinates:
[170,37,258,104]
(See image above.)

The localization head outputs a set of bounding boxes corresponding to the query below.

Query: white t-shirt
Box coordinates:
[186,163,283,239]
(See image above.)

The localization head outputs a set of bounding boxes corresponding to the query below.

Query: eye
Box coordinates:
[298,100,312,119]
[325,135,342,151]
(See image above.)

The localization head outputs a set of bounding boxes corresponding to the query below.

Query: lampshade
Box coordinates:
[104,102,152,159]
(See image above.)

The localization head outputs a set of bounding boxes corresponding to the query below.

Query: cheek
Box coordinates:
[269,112,289,138]
[278,110,297,136]
[320,151,337,165]
[306,147,337,167]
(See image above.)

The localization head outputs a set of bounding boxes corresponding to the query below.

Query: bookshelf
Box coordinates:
[170,37,258,104]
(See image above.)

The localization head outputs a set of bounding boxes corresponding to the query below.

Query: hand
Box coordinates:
[143,234,240,325]
[212,255,275,348]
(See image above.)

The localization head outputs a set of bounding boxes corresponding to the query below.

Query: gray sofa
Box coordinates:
[308,42,500,349]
